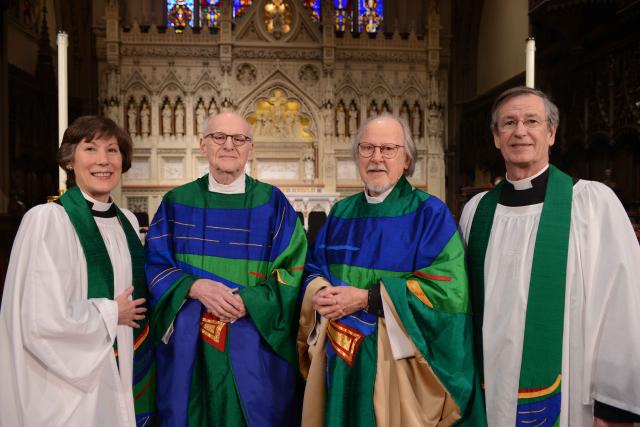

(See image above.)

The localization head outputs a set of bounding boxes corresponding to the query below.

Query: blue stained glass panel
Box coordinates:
[358,0,383,33]
[202,0,221,29]
[334,0,351,32]
[167,0,194,32]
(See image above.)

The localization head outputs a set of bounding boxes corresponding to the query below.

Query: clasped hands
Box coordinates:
[312,285,368,320]
[189,279,246,323]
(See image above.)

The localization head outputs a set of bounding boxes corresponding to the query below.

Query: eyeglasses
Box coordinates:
[357,143,404,159]
[497,117,547,132]
[204,132,252,146]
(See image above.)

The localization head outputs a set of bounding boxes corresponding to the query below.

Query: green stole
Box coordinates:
[467,165,573,409]
[58,186,155,420]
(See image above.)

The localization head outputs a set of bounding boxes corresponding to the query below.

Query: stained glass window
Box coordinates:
[334,0,352,32]
[358,0,383,33]
[303,0,321,23]
[167,0,194,33]
[167,0,253,32]
[201,0,221,29]
[234,0,252,19]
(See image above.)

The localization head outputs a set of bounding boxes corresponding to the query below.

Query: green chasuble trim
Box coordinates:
[165,174,273,209]
[330,176,429,219]
[467,165,573,402]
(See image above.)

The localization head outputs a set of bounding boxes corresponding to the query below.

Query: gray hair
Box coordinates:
[490,86,559,132]
[352,113,417,177]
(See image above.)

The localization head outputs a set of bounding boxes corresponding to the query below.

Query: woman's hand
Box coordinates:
[115,287,147,328]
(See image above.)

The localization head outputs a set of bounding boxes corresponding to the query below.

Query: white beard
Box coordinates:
[366,182,393,196]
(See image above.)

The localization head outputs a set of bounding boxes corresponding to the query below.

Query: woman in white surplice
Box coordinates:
[0,116,147,426]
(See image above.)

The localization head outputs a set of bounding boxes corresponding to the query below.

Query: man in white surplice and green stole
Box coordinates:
[460,87,640,426]
[298,114,486,427]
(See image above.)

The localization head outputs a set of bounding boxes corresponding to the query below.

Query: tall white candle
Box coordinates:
[57,32,68,192]
[526,37,535,88]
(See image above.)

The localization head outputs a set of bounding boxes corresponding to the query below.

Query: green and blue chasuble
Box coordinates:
[59,186,156,426]
[303,176,486,426]
[467,165,573,427]
[145,175,307,427]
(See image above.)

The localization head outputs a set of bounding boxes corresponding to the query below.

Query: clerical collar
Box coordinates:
[81,191,117,218]
[499,165,549,207]
[505,165,549,190]
[364,184,395,204]
[208,172,246,194]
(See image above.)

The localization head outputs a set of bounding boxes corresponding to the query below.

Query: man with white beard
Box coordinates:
[298,114,485,426]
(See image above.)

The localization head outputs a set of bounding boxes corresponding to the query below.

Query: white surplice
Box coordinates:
[460,177,640,427]
[0,196,140,427]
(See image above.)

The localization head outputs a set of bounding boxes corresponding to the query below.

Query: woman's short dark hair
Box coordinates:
[56,115,132,188]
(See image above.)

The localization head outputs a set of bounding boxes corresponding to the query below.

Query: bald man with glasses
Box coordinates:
[146,112,307,426]
[298,114,486,426]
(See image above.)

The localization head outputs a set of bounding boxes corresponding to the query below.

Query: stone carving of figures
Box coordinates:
[127,104,138,135]
[175,102,185,136]
[195,102,206,135]
[348,105,358,138]
[322,108,333,137]
[412,104,421,139]
[261,112,274,135]
[140,103,150,136]
[382,103,390,114]
[400,105,410,127]
[254,111,265,135]
[293,115,303,137]
[303,148,315,180]
[284,111,296,137]
[271,92,287,135]
[368,102,378,119]
[208,100,219,117]
[336,105,345,137]
[162,103,172,136]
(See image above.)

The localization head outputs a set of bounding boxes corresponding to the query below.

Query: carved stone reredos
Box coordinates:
[97,0,449,215]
